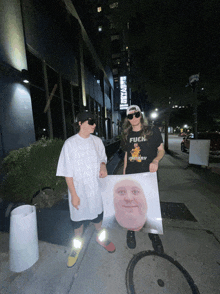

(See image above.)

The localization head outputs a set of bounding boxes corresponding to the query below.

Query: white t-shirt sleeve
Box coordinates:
[97,137,107,164]
[56,140,73,177]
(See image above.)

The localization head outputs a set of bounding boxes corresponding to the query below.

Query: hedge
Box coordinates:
[1,137,66,203]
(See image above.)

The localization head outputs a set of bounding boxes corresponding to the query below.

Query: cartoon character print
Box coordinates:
[130,143,142,162]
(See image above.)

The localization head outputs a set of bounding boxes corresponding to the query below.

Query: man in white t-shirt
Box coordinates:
[56,110,115,267]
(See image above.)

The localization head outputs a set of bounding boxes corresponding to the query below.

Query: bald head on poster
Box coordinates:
[100,172,163,235]
[113,178,147,231]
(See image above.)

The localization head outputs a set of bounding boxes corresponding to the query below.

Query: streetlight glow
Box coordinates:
[151,112,158,119]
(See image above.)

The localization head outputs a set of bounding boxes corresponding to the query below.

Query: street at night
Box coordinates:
[1,137,220,293]
[1,0,220,293]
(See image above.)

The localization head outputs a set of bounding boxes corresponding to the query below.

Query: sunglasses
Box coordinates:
[127,112,141,120]
[88,118,96,125]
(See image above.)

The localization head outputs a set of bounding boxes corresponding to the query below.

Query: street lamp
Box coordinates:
[188,73,199,139]
[150,110,158,126]
[151,112,158,119]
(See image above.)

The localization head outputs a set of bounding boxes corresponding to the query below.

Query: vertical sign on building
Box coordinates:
[119,76,128,110]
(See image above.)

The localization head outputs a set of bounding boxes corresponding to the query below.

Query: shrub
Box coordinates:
[1,137,66,203]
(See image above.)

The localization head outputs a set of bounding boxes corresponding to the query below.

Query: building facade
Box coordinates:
[0,0,120,157]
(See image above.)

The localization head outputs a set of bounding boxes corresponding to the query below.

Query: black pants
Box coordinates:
[71,212,103,230]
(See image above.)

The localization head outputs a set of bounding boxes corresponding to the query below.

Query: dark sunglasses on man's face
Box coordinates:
[88,118,96,125]
[127,112,141,120]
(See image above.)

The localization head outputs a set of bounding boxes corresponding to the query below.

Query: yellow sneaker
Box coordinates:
[67,237,83,268]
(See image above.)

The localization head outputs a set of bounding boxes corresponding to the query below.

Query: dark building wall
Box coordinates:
[104,84,111,111]
[0,0,35,156]
[0,78,35,155]
[21,0,79,84]
[84,68,103,106]
[0,0,117,157]
[104,66,114,90]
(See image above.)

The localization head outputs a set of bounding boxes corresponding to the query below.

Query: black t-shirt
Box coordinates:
[124,126,163,174]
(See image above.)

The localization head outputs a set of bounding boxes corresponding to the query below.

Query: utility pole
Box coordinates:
[192,82,198,139]
[189,74,199,139]
[164,109,171,152]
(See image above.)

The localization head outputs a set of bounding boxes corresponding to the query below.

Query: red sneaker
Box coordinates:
[96,229,116,253]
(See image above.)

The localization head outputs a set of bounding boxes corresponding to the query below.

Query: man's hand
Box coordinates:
[149,160,159,173]
[99,163,108,178]
[71,194,80,210]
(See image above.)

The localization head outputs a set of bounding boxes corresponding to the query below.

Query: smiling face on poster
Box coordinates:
[114,179,147,231]
[100,172,163,235]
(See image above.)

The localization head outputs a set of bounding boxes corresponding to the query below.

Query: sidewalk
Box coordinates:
[0,151,220,294]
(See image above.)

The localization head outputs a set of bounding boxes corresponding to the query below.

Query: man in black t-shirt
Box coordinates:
[121,105,165,253]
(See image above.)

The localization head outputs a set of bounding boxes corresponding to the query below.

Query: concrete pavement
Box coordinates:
[0,150,220,294]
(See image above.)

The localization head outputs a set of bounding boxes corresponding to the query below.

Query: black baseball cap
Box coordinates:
[76,110,94,123]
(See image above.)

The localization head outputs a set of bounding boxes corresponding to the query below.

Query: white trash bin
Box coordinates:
[9,205,39,272]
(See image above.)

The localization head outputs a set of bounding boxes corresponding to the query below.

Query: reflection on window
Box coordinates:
[29,86,48,140]
[109,2,118,9]
[110,22,115,29]
[62,79,71,102]
[72,85,80,114]
[26,50,44,89]
[111,35,120,41]
[50,95,63,139]
[64,100,74,138]
[112,53,120,59]
[113,59,120,65]
[91,98,94,113]
[46,65,60,97]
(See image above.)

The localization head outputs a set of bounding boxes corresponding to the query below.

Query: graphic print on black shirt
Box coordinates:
[129,142,147,162]
[125,127,163,174]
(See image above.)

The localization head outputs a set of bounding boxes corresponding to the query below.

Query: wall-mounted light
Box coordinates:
[21,69,29,83]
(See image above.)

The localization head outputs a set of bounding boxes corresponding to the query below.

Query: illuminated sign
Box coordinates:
[120,76,128,110]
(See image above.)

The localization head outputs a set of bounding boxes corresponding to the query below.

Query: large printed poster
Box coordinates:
[100,172,163,234]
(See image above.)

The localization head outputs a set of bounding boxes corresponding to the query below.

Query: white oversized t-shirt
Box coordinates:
[56,134,107,221]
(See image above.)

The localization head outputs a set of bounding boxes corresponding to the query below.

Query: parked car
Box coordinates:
[181,132,220,154]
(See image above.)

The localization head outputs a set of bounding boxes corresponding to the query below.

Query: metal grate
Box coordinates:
[160,202,197,222]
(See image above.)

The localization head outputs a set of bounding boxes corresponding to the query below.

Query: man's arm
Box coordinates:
[152,143,165,162]
[123,151,127,175]
[149,143,165,173]
[65,177,80,209]
[99,162,108,178]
